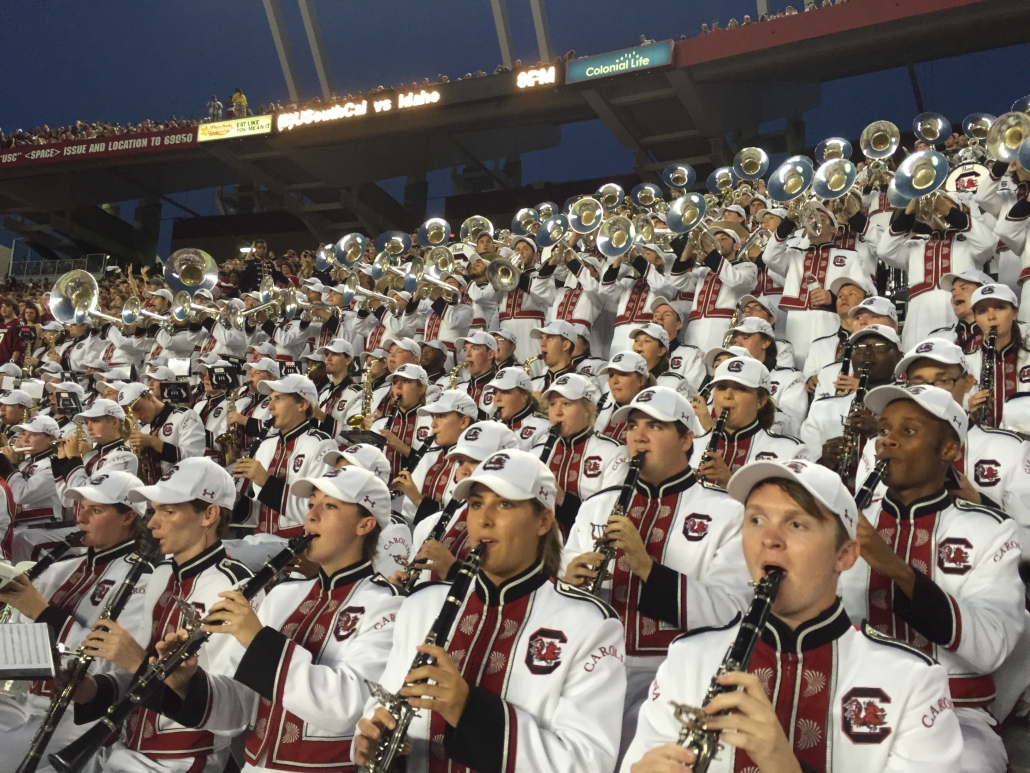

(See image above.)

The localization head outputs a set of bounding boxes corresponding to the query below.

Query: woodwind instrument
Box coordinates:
[671,569,783,773]
[698,408,730,489]
[123,396,152,484]
[835,364,871,489]
[582,451,644,596]
[975,326,997,428]
[359,545,485,773]
[216,387,240,466]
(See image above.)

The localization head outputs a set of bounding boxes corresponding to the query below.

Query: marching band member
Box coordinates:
[692,356,809,487]
[228,357,280,456]
[543,252,605,351]
[0,471,152,773]
[52,398,137,497]
[801,275,874,384]
[312,339,360,441]
[929,270,991,353]
[570,322,607,377]
[69,459,254,773]
[877,192,995,349]
[529,320,578,393]
[354,449,628,773]
[60,320,104,374]
[415,274,472,354]
[841,384,1024,773]
[650,297,706,390]
[562,386,752,752]
[537,374,628,535]
[622,458,962,773]
[600,244,680,356]
[964,283,1030,424]
[725,317,808,432]
[484,367,551,449]
[0,415,63,524]
[149,466,404,773]
[368,363,428,479]
[453,331,498,406]
[194,360,247,463]
[491,328,519,370]
[342,349,389,426]
[811,295,899,400]
[494,236,553,361]
[595,352,652,443]
[0,390,31,443]
[117,382,206,485]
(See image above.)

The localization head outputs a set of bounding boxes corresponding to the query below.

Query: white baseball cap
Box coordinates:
[599,351,649,377]
[447,421,519,461]
[13,415,62,437]
[41,320,64,333]
[197,358,233,372]
[38,361,64,376]
[611,385,695,429]
[147,366,179,383]
[117,383,151,406]
[727,458,859,538]
[490,329,517,346]
[129,457,237,509]
[707,225,742,244]
[96,367,131,384]
[322,443,392,486]
[542,373,599,403]
[418,389,479,419]
[848,296,899,324]
[360,347,389,364]
[317,339,355,357]
[0,389,32,408]
[82,359,111,372]
[629,322,671,349]
[257,374,319,405]
[511,235,538,253]
[0,363,22,379]
[74,398,126,422]
[849,324,901,347]
[487,367,534,392]
[292,466,392,528]
[704,345,751,371]
[940,270,992,292]
[145,289,174,303]
[387,363,429,386]
[829,275,877,297]
[45,380,86,397]
[970,283,1018,310]
[728,317,775,339]
[456,331,499,353]
[453,449,557,510]
[736,294,775,317]
[723,204,747,218]
[383,337,422,357]
[247,342,278,358]
[895,339,966,378]
[66,471,147,516]
[244,358,281,378]
[531,320,577,344]
[649,295,682,318]
[712,357,772,391]
[865,384,967,446]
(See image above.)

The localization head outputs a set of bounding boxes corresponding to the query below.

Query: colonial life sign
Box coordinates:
[565,41,674,84]
[0,127,198,169]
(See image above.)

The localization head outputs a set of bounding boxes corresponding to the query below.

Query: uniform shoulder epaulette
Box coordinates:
[860,621,936,666]
[53,550,86,565]
[590,432,623,448]
[953,498,1008,523]
[389,513,407,526]
[532,412,549,420]
[671,612,742,644]
[171,406,189,415]
[306,427,333,442]
[812,393,850,405]
[584,484,624,503]
[408,578,450,597]
[217,557,254,585]
[812,331,839,343]
[370,573,405,596]
[978,425,1023,442]
[766,430,803,444]
[553,580,618,620]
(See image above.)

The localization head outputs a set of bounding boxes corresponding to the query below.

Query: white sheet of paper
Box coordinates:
[0,623,54,678]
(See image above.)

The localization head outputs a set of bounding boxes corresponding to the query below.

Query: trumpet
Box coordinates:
[120,292,191,330]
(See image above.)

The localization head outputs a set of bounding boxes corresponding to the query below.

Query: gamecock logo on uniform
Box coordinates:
[162,423,174,437]
[417,426,430,442]
[521,426,536,439]
[683,513,711,542]
[974,459,1001,487]
[334,606,365,641]
[90,580,115,606]
[525,628,567,675]
[1019,366,1030,384]
[292,454,306,473]
[671,356,682,370]
[841,687,892,744]
[937,537,973,575]
[584,456,602,478]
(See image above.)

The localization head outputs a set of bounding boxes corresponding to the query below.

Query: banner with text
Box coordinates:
[0,127,199,169]
[566,41,674,84]
[198,115,273,142]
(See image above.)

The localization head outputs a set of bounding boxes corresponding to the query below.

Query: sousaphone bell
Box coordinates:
[597,215,635,258]
[986,111,1030,163]
[165,249,217,297]
[662,163,695,189]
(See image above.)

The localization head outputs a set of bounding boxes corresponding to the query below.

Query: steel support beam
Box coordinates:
[529,0,553,63]
[447,136,515,190]
[297,0,336,101]
[907,64,925,114]
[490,0,515,70]
[262,0,304,103]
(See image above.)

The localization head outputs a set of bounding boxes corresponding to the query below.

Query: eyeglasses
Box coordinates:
[853,342,894,354]
[907,376,960,389]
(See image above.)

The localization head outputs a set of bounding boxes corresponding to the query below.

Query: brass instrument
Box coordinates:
[449,361,469,390]
[768,156,825,240]
[417,217,451,248]
[736,227,772,261]
[595,183,625,210]
[164,248,217,297]
[347,359,378,428]
[485,253,525,293]
[986,111,1030,163]
[522,355,541,376]
[912,113,952,146]
[582,451,644,596]
[511,207,540,236]
[835,364,871,489]
[359,545,485,773]
[596,215,635,259]
[732,146,770,181]
[860,120,901,172]
[630,183,663,209]
[976,326,998,429]
[568,197,604,233]
[707,166,736,198]
[459,215,494,244]
[216,387,240,466]
[124,395,152,484]
[667,192,707,235]
[958,112,995,163]
[814,136,853,163]
[48,271,121,327]
[662,163,696,189]
[894,149,951,231]
[672,569,783,772]
[813,157,858,202]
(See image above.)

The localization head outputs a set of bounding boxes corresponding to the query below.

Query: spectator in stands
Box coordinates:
[207,95,223,122]
[231,88,249,118]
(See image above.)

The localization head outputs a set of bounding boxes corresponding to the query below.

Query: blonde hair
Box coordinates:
[529,500,563,577]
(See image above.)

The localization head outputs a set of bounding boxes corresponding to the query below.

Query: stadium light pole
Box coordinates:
[529,0,553,63]
[490,0,516,70]
[262,0,305,103]
[297,0,336,101]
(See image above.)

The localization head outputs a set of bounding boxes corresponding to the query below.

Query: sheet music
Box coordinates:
[0,623,54,679]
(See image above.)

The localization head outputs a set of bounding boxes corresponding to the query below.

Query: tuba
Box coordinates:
[986,111,1030,163]
[164,248,217,297]
[912,112,952,146]
[48,271,121,327]
[662,163,696,189]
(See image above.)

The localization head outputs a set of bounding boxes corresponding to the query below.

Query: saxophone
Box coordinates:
[359,545,485,773]
[722,302,744,347]
[582,451,644,596]
[124,396,152,484]
[671,569,783,772]
[449,361,468,389]
[522,355,541,375]
[348,361,377,428]
[216,388,240,466]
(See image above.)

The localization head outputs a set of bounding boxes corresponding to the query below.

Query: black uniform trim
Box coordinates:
[953,498,1008,524]
[638,561,685,627]
[553,579,618,621]
[860,621,936,666]
[444,685,507,773]
[216,556,255,585]
[235,626,289,701]
[892,568,958,648]
[256,476,287,512]
[670,612,742,644]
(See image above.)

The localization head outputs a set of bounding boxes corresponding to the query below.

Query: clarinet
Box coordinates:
[401,499,458,592]
[835,341,854,394]
[582,451,644,596]
[359,544,485,773]
[49,533,315,773]
[0,531,84,625]
[537,424,562,464]
[671,569,783,773]
[834,364,871,488]
[976,326,997,428]
[17,542,158,773]
[698,409,730,490]
[855,458,890,511]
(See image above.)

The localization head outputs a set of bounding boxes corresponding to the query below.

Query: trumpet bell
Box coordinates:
[374,230,412,257]
[767,157,815,203]
[50,270,99,325]
[536,214,571,248]
[597,215,636,258]
[511,207,540,236]
[886,178,911,208]
[595,183,625,210]
[662,163,695,189]
[667,193,707,234]
[568,198,604,234]
[170,291,192,323]
[336,234,368,267]
[460,215,494,243]
[1013,96,1030,116]
[860,120,901,159]
[165,248,217,297]
[631,183,663,208]
[417,218,451,248]
[814,137,853,162]
[963,113,996,141]
[894,150,949,199]
[707,166,737,194]
[732,147,770,181]
[486,256,522,292]
[912,113,952,145]
[986,112,1030,162]
[813,158,857,200]
[535,201,559,220]
[370,251,393,281]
